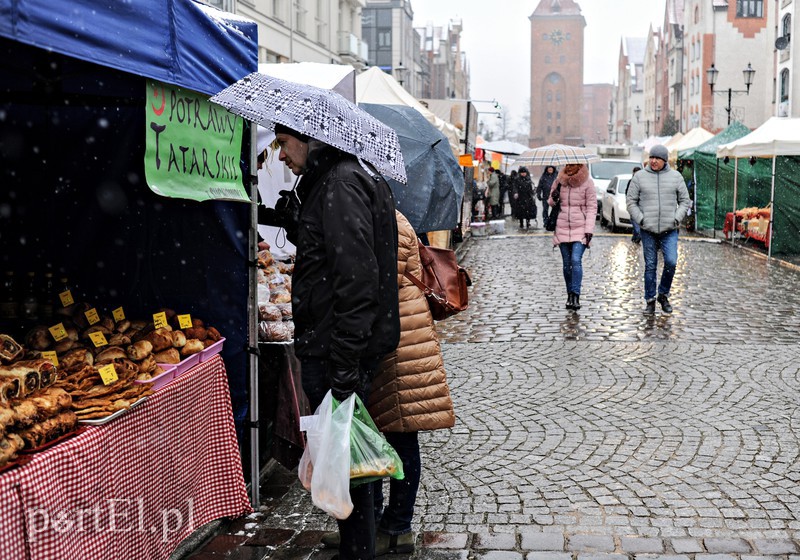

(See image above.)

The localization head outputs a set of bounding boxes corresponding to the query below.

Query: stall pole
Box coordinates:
[248,124,261,507]
[768,155,777,259]
[712,158,720,239]
[732,158,739,247]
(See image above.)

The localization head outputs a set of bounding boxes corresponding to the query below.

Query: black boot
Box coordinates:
[573,293,581,310]
[657,294,673,314]
[643,299,656,315]
[566,293,575,310]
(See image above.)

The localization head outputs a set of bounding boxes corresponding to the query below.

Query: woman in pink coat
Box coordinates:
[548,164,597,310]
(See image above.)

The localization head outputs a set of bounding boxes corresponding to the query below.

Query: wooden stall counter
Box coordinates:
[0,354,251,559]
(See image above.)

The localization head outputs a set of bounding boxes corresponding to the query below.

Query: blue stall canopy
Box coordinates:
[0,0,257,96]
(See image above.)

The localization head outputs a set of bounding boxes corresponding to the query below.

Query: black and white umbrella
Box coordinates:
[211,72,407,183]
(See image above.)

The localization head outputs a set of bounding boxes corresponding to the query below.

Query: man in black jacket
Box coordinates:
[273,122,400,560]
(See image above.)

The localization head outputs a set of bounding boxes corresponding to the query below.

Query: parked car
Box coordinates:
[588,159,640,216]
[600,173,634,232]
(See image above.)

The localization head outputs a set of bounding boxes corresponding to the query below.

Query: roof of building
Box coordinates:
[624,37,647,64]
[531,0,583,17]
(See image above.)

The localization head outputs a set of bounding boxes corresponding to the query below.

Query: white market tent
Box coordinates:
[356,67,462,156]
[667,127,713,163]
[716,117,800,257]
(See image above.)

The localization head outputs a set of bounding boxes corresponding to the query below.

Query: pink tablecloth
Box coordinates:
[0,354,252,559]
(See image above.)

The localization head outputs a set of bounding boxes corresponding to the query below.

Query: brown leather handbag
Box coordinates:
[404,240,472,321]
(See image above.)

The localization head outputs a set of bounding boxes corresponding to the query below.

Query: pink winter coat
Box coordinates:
[548,165,596,245]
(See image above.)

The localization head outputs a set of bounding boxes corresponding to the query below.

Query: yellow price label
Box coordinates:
[84,308,100,325]
[178,314,192,329]
[49,323,68,342]
[58,290,74,307]
[97,364,118,385]
[42,351,59,366]
[112,306,125,322]
[153,312,168,330]
[89,331,108,348]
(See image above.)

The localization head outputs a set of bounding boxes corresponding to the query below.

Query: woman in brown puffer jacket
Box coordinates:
[367,210,455,554]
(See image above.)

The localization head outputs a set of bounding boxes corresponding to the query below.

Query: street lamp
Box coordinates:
[634,104,661,137]
[706,62,756,125]
[607,121,613,144]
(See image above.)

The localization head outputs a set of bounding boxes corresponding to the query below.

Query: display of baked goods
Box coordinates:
[257,246,294,342]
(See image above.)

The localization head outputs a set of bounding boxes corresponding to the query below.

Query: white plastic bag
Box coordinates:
[298,391,355,519]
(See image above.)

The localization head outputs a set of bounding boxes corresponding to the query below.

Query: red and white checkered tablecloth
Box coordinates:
[0,354,252,560]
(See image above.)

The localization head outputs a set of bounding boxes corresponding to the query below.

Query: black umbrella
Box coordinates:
[360,103,463,233]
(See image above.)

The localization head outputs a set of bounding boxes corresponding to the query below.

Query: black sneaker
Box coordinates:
[657,294,673,314]
[643,299,656,315]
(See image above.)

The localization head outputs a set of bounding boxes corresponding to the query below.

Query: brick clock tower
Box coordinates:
[529,0,586,147]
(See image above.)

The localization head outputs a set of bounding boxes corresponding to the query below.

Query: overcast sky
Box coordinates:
[412,0,667,134]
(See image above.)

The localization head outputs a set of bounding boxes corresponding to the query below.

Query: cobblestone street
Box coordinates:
[187,227,800,560]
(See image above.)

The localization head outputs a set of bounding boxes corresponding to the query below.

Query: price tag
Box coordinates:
[98,364,118,385]
[84,308,100,325]
[112,306,126,322]
[153,312,168,330]
[49,323,68,342]
[178,314,192,329]
[42,351,59,366]
[89,331,108,348]
[59,290,74,307]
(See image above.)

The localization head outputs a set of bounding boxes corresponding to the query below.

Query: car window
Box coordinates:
[618,181,630,194]
[590,161,637,180]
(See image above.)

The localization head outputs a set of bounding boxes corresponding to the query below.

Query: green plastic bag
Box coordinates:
[338,395,404,487]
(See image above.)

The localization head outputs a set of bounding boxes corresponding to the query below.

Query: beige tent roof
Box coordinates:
[667,127,714,161]
[356,67,462,156]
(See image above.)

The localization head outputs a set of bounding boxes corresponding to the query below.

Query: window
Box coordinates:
[556,112,561,120]
[378,31,391,47]
[782,14,792,42]
[547,111,552,120]
[547,126,552,133]
[559,55,566,64]
[556,126,561,133]
[547,91,553,101]
[694,6,699,24]
[295,0,305,34]
[273,0,283,21]
[556,91,562,101]
[781,68,790,102]
[736,0,763,18]
[545,55,551,64]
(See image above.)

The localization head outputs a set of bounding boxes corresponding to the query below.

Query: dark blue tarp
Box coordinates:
[0,1,257,437]
[0,0,257,96]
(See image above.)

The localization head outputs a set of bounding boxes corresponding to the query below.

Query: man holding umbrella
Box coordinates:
[274,121,401,560]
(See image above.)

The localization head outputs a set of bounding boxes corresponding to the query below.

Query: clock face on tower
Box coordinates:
[545,29,570,45]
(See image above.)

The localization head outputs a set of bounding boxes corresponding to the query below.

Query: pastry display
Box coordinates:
[257,247,295,342]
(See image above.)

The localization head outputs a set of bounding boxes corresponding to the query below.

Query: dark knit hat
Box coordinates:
[650,144,669,162]
[274,123,310,143]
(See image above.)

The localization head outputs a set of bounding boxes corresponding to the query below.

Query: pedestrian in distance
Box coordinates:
[272,122,401,560]
[513,166,537,230]
[626,166,642,244]
[508,170,519,218]
[536,165,558,225]
[486,166,501,220]
[626,144,691,316]
[548,163,596,310]
[320,210,456,556]
[496,169,509,216]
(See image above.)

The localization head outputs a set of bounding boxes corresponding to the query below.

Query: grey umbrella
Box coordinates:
[360,103,463,233]
[211,72,407,183]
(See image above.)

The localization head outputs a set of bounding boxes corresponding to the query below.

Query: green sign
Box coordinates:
[145,79,248,202]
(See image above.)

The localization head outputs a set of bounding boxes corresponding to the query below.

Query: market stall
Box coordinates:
[0,0,259,554]
[717,117,800,257]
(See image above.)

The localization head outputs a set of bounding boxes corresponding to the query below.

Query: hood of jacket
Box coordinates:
[556,165,590,188]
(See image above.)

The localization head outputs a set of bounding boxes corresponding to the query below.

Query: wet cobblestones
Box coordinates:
[183,228,800,560]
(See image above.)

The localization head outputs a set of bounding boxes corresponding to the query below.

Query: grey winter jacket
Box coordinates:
[626,164,691,234]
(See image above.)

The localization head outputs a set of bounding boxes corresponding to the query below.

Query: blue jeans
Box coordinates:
[540,199,549,222]
[631,220,641,240]
[301,356,380,560]
[640,228,679,301]
[374,431,420,535]
[559,241,586,294]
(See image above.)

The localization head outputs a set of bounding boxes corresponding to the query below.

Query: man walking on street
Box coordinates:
[626,144,690,315]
